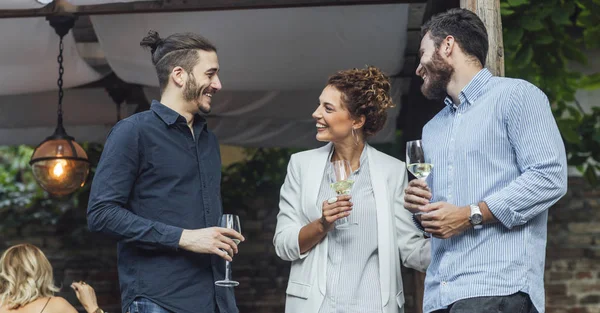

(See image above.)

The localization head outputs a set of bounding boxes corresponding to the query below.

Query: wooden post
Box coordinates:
[460,0,505,77]
[414,271,426,313]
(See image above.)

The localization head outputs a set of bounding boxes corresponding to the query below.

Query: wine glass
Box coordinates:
[330,160,355,229]
[215,214,241,287]
[406,140,433,216]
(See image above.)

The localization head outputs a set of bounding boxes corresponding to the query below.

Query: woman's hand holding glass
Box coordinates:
[320,194,353,231]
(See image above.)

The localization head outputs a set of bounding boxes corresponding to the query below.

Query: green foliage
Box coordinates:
[371,130,403,160]
[0,143,103,240]
[220,148,299,211]
[501,0,600,185]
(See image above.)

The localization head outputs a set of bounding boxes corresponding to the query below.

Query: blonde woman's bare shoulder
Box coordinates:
[0,297,74,313]
[44,297,78,313]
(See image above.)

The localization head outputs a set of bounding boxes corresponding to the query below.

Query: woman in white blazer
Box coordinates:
[274,66,431,313]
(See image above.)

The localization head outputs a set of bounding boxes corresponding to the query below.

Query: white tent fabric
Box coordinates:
[143,77,402,148]
[0,0,138,9]
[87,4,408,147]
[0,17,102,95]
[0,3,409,148]
[0,1,44,10]
[69,0,139,4]
[0,80,399,148]
[0,88,133,146]
[90,4,409,90]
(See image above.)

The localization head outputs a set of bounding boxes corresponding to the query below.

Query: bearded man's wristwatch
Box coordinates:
[469,204,483,230]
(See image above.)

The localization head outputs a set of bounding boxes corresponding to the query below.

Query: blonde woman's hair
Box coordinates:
[0,244,59,309]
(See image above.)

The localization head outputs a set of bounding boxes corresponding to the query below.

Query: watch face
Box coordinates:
[471,213,483,225]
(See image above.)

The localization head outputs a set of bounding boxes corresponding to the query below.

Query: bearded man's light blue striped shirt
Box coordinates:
[420,68,568,313]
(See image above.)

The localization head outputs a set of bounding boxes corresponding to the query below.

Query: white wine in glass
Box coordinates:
[407,163,433,180]
[215,214,241,287]
[406,140,433,180]
[330,160,354,229]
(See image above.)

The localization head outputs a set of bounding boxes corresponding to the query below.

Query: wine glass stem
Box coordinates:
[225,261,232,281]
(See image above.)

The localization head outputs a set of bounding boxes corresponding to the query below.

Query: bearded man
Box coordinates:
[404,8,567,313]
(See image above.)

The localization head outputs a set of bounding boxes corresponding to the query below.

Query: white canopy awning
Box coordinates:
[0,0,138,9]
[0,2,409,148]
[90,4,409,90]
[0,17,102,95]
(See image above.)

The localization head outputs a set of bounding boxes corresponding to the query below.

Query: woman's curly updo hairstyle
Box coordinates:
[326,66,395,137]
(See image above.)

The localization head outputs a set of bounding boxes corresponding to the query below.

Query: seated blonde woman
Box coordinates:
[0,244,104,313]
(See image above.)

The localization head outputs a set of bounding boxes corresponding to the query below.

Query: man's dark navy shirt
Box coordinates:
[87,101,237,313]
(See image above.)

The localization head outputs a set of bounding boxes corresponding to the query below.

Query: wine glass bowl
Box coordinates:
[406,140,433,180]
[330,160,355,229]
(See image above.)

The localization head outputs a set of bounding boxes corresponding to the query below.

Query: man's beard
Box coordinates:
[421,51,454,100]
[183,74,211,114]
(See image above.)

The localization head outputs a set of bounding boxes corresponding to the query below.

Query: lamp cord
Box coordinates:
[57,35,64,128]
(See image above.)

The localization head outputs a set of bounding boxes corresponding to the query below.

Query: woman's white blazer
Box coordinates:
[274,143,431,313]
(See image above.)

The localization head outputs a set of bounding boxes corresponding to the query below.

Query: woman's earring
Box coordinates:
[352,128,359,146]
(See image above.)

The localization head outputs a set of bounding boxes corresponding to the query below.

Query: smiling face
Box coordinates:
[181,50,222,114]
[312,85,357,143]
[416,32,454,100]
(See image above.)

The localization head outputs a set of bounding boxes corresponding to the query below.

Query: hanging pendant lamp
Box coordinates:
[29,15,90,197]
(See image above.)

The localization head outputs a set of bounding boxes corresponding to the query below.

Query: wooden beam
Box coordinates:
[460,0,504,76]
[405,30,422,55]
[398,0,460,142]
[407,2,427,29]
[0,0,428,19]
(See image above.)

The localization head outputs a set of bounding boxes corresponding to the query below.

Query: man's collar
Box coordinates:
[151,100,183,126]
[150,100,207,128]
[444,68,493,110]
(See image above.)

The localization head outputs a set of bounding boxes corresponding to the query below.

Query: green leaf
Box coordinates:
[563,44,588,64]
[514,44,534,66]
[576,9,592,26]
[552,11,572,26]
[569,154,589,165]
[580,73,600,90]
[566,106,582,119]
[584,28,600,49]
[503,27,524,47]
[557,120,582,144]
[501,8,516,15]
[593,129,600,144]
[521,16,545,31]
[583,164,598,187]
[507,0,529,6]
[534,34,554,45]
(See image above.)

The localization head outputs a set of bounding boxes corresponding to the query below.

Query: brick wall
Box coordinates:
[546,177,600,313]
[1,177,598,313]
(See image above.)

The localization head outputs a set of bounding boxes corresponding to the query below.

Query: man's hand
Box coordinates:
[179,227,245,262]
[420,202,471,239]
[404,179,432,213]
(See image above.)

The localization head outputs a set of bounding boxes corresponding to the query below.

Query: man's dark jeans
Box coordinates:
[432,292,536,313]
[127,298,221,313]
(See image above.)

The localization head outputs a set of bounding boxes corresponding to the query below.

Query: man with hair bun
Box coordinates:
[88,31,244,313]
